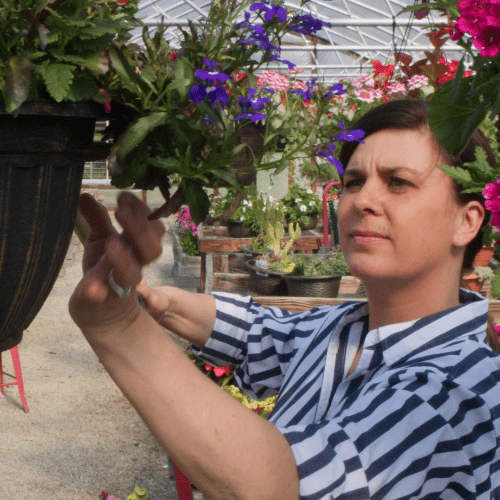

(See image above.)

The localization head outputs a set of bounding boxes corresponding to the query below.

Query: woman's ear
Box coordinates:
[453,200,486,247]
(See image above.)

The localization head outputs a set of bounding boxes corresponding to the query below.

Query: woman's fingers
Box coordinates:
[79,193,117,241]
[105,235,143,289]
[115,192,165,265]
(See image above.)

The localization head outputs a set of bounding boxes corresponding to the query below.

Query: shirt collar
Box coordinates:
[348,289,489,368]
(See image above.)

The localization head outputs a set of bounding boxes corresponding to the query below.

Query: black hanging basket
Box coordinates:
[0,100,102,351]
[245,259,288,296]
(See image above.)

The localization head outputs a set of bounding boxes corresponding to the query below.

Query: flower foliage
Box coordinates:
[97,0,340,223]
[1,0,140,114]
[176,206,200,256]
[185,347,276,419]
[281,182,322,225]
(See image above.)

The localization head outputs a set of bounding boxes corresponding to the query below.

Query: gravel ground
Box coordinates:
[0,210,207,500]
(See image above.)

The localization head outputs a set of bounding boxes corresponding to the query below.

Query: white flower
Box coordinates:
[242,200,249,205]
[242,207,246,212]
[309,201,315,206]
[300,205,307,212]
[296,198,302,203]
[306,189,313,194]
[247,201,252,207]
[240,216,244,221]
[269,195,274,202]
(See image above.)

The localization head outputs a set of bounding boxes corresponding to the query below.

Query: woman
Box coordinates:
[70,99,500,499]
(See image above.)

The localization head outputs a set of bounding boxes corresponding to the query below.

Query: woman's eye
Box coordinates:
[389,177,412,188]
[343,179,364,189]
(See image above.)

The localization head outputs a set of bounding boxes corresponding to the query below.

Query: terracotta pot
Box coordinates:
[0,100,101,351]
[473,246,494,267]
[462,273,483,292]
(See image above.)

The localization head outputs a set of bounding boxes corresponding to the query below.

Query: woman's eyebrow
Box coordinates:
[343,166,421,177]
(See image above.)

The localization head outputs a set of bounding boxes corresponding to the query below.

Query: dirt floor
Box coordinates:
[0,212,207,500]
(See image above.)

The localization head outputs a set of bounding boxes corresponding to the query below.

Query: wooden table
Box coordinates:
[196,224,332,293]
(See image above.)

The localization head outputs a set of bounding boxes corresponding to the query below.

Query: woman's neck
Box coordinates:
[363,270,462,331]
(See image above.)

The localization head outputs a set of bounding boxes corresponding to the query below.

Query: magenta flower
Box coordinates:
[455,0,500,57]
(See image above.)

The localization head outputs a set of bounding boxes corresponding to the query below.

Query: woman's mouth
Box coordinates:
[351,230,389,243]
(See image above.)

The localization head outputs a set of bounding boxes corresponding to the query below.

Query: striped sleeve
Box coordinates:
[279,356,500,500]
[192,292,342,400]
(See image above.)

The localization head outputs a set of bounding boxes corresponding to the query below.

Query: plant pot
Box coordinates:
[0,100,102,351]
[473,245,494,267]
[227,220,258,238]
[462,272,483,292]
[213,123,262,187]
[283,274,342,297]
[240,244,269,260]
[245,259,288,296]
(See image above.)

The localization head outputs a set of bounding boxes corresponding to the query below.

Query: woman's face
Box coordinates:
[337,128,466,284]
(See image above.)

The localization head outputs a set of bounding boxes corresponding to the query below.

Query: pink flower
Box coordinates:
[257,70,289,92]
[407,74,429,90]
[385,82,407,95]
[213,365,231,378]
[483,180,500,201]
[494,323,500,335]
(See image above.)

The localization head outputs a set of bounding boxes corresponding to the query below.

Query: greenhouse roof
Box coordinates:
[132,0,469,83]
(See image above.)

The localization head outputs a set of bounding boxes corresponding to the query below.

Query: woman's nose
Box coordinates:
[352,181,384,215]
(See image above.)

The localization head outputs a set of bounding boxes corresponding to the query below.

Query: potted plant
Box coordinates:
[0,0,140,351]
[462,266,495,293]
[281,182,322,230]
[283,251,350,297]
[210,185,262,238]
[245,217,301,296]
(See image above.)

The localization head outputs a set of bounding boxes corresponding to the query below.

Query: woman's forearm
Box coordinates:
[145,286,217,349]
[85,309,300,500]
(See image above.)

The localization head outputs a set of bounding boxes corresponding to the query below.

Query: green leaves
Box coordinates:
[428,76,489,158]
[39,63,75,102]
[182,180,210,225]
[5,55,32,113]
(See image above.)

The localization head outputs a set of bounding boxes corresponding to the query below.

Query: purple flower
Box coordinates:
[324,83,347,99]
[189,83,229,108]
[189,59,231,108]
[195,59,231,83]
[250,2,287,23]
[291,78,317,100]
[235,88,270,122]
[289,15,331,35]
[237,11,266,36]
[316,143,344,174]
[332,122,365,143]
[269,54,295,69]
[240,33,280,53]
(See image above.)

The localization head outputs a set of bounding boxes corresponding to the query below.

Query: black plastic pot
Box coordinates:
[245,259,288,296]
[0,101,102,351]
[227,220,258,238]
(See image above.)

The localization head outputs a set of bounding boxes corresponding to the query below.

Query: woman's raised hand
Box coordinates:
[69,192,165,334]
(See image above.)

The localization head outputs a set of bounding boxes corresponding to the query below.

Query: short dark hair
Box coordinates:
[338,98,496,270]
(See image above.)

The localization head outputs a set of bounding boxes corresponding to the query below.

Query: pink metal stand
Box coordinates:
[323,181,342,247]
[172,461,194,500]
[0,346,29,412]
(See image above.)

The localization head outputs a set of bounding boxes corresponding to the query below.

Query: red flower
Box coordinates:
[252,407,265,413]
[114,0,129,4]
[350,104,356,110]
[204,364,213,372]
[235,72,247,81]
[213,365,231,378]
[170,52,178,61]
[302,100,311,107]
[372,60,395,77]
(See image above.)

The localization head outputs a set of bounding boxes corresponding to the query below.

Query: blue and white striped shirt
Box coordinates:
[196,289,500,499]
